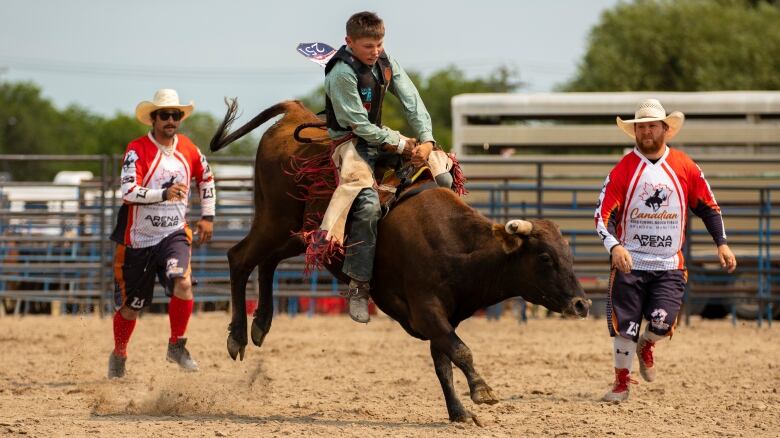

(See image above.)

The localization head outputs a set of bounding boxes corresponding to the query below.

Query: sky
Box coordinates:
[1,0,620,122]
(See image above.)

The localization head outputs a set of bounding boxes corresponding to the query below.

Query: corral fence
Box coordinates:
[0,154,777,325]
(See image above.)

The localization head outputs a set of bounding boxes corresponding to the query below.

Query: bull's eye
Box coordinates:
[538,253,553,265]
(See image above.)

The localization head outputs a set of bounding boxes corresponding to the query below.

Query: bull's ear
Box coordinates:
[492,224,524,254]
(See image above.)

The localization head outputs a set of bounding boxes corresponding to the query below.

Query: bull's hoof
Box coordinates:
[251,318,269,348]
[450,410,483,427]
[227,335,246,361]
[471,382,499,405]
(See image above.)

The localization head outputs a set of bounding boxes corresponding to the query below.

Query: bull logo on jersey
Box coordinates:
[122,150,139,171]
[639,183,673,212]
[157,169,184,189]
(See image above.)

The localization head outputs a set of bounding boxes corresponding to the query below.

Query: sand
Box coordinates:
[0,311,778,437]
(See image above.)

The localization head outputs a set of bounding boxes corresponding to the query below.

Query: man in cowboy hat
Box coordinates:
[107,88,217,378]
[594,98,737,401]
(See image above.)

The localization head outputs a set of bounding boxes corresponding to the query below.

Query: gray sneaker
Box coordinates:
[342,280,370,323]
[108,351,127,379]
[166,338,199,371]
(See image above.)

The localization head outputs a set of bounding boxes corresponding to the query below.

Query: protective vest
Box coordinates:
[324,45,393,132]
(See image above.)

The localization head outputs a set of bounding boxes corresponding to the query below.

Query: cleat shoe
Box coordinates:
[637,337,657,382]
[166,338,199,371]
[602,368,637,402]
[342,280,370,323]
[108,351,127,379]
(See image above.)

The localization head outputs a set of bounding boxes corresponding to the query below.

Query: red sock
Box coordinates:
[113,311,137,357]
[168,296,194,344]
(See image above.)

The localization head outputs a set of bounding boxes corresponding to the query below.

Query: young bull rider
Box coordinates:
[107,89,216,379]
[321,11,454,323]
[595,98,737,401]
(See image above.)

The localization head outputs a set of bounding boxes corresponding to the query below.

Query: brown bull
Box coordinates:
[210,100,590,425]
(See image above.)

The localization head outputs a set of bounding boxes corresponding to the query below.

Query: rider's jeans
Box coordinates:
[342,187,381,283]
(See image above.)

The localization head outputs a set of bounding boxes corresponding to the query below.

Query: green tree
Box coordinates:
[564,0,780,91]
[300,65,521,149]
[94,113,148,156]
[0,81,61,156]
[0,82,99,179]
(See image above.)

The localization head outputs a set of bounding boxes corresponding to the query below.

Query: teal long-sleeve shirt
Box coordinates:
[325,49,434,146]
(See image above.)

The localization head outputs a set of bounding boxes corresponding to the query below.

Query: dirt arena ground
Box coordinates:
[0,311,778,437]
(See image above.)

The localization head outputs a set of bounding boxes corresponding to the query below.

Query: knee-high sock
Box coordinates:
[613,336,637,371]
[642,326,666,342]
[113,311,137,357]
[168,296,194,344]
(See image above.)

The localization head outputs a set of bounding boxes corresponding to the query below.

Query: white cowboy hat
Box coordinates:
[616,98,685,140]
[135,89,194,126]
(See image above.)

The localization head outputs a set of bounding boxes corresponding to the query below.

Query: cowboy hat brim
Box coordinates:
[135,101,194,126]
[616,111,685,140]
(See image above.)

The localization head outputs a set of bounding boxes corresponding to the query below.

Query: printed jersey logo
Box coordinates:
[639,183,673,212]
[632,234,673,247]
[122,150,139,171]
[157,169,184,189]
[145,215,179,227]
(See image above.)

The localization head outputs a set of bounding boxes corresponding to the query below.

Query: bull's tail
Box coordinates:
[209,99,298,152]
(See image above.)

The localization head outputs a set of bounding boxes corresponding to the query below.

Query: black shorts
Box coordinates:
[606,269,687,341]
[113,229,192,310]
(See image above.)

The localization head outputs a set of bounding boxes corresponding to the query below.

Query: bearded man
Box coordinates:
[594,98,737,401]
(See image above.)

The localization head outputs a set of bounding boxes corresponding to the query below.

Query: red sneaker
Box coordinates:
[637,337,656,382]
[602,368,637,402]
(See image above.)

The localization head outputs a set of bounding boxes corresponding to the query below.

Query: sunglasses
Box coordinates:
[155,110,183,122]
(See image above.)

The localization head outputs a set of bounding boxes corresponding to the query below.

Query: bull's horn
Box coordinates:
[505,219,533,235]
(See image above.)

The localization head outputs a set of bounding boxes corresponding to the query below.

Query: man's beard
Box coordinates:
[157,125,177,139]
[635,134,664,155]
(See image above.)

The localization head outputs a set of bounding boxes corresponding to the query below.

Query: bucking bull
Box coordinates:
[209,99,591,425]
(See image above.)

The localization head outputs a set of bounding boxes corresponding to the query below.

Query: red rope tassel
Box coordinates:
[283,148,339,202]
[448,153,468,196]
[298,229,345,276]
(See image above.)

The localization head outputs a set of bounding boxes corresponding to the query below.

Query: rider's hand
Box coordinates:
[383,137,416,160]
[411,141,433,168]
[399,136,416,160]
[610,245,633,273]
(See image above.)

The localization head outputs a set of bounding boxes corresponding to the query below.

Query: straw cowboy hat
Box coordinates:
[616,99,685,140]
[135,89,194,126]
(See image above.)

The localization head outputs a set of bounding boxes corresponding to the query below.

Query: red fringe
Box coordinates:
[283,147,339,202]
[298,229,344,276]
[285,139,353,275]
[448,153,468,196]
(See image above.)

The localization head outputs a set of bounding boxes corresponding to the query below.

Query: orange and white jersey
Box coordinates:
[595,147,725,271]
[110,133,216,248]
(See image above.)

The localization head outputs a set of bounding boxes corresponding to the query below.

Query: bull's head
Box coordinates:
[492,219,590,318]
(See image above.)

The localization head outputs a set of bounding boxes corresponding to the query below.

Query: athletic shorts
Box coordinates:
[606,269,687,341]
[113,229,192,310]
